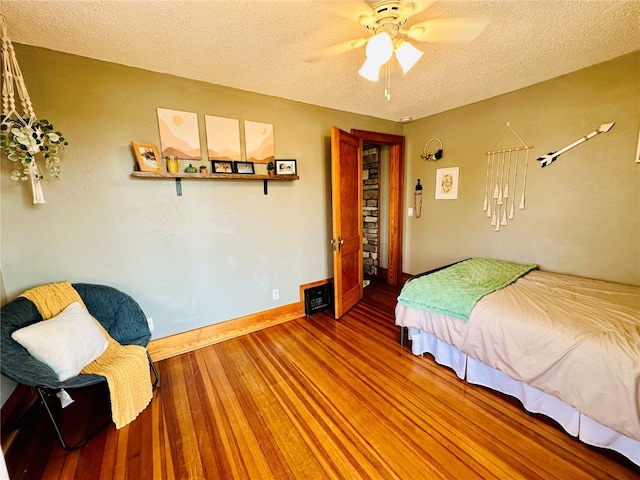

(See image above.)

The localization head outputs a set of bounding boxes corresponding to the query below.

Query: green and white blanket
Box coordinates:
[397,258,537,320]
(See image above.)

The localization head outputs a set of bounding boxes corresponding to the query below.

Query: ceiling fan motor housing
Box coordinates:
[362,0,411,37]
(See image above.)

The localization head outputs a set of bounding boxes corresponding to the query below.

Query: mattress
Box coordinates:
[395,269,640,443]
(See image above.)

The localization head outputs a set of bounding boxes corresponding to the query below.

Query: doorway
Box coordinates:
[352,130,404,286]
[362,144,390,284]
[330,127,404,318]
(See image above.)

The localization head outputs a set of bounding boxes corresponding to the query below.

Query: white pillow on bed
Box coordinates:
[11,301,108,381]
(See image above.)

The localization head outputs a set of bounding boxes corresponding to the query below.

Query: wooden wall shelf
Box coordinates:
[131,171,299,195]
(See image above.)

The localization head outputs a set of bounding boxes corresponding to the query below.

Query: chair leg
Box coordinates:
[36,386,111,451]
[34,353,158,451]
[147,351,160,388]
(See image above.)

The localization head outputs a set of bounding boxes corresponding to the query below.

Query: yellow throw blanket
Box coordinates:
[21,282,152,429]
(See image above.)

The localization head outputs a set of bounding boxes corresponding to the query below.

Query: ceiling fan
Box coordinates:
[309,1,488,83]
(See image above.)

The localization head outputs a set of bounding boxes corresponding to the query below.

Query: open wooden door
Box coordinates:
[330,126,363,319]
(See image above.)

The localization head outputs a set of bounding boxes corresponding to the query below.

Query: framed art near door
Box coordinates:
[275,159,297,175]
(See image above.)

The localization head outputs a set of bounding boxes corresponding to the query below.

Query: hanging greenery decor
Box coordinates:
[0,116,68,181]
[1,14,68,202]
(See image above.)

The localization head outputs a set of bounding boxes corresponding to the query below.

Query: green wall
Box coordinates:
[402,52,639,285]
[0,44,401,340]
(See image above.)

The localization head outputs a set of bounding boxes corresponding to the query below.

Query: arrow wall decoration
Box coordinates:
[536,122,615,167]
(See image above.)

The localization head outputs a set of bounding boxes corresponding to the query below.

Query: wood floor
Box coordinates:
[2,280,638,479]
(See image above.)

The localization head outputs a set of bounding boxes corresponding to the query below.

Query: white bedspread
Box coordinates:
[395,270,640,442]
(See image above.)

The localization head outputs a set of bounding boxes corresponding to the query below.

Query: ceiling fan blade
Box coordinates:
[304,37,369,63]
[404,17,489,43]
[397,0,436,22]
[317,1,373,24]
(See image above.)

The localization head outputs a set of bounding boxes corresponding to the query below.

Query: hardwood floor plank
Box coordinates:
[96,424,117,479]
[149,390,166,480]
[161,355,206,479]
[184,353,224,480]
[2,281,638,479]
[193,344,278,479]
[157,372,178,480]
[192,351,249,479]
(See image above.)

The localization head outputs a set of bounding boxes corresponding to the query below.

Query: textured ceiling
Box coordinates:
[1,0,638,122]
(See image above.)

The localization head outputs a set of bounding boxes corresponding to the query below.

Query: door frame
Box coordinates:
[351,130,404,286]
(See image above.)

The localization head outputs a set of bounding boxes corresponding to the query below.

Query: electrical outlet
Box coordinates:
[147,317,154,331]
[272,289,279,301]
[408,207,414,217]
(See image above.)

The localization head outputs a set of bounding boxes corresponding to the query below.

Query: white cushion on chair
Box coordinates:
[11,301,108,381]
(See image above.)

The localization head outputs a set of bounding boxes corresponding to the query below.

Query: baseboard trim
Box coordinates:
[148,302,304,361]
[148,279,333,362]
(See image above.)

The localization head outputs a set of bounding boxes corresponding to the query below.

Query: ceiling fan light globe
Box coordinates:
[365,32,393,64]
[395,41,424,74]
[358,58,381,82]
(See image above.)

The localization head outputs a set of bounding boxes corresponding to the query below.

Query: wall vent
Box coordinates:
[304,283,333,316]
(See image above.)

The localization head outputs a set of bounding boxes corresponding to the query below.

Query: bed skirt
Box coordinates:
[406,326,640,466]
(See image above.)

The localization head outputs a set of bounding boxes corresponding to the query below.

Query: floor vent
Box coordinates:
[304,283,333,316]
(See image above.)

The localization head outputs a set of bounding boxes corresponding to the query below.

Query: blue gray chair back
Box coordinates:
[1,283,151,390]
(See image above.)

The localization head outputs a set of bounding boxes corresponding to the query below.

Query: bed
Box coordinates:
[395,258,640,466]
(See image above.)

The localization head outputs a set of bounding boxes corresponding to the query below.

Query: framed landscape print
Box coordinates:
[205,115,241,161]
[157,108,201,160]
[244,120,274,163]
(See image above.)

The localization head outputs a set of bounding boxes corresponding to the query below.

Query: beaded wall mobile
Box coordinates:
[483,123,532,232]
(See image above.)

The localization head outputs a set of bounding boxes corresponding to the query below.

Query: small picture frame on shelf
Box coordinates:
[211,160,234,174]
[275,159,297,175]
[131,142,163,172]
[234,161,255,174]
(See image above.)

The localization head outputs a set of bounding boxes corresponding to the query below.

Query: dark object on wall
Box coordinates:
[420,138,443,161]
[304,283,334,316]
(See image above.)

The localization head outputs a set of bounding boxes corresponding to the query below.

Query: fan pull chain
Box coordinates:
[384,62,391,101]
